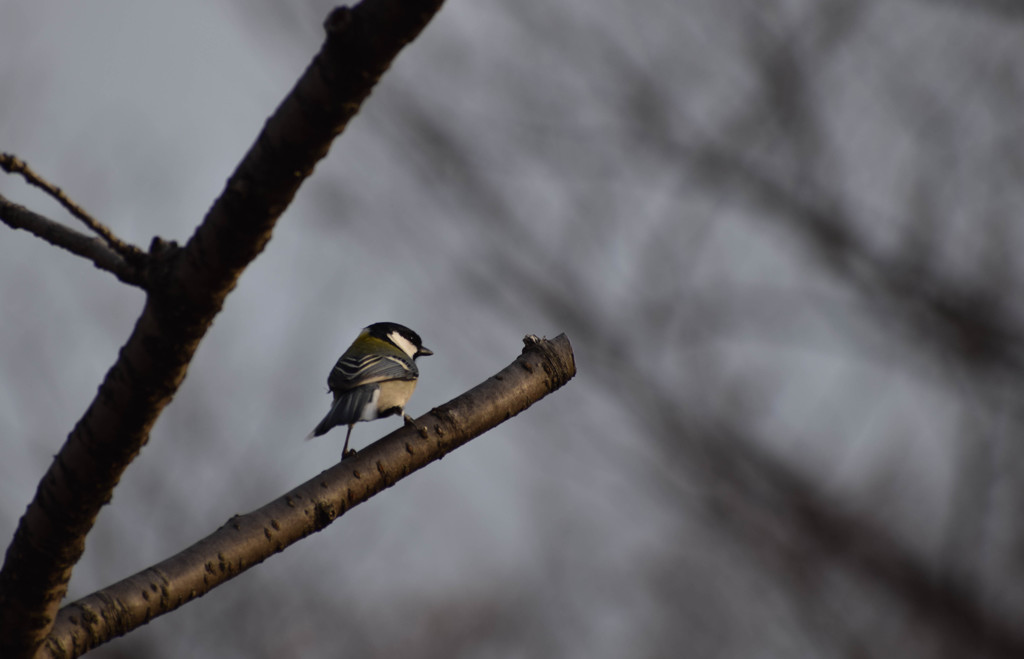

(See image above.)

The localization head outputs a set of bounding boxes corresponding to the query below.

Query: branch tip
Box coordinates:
[324,6,353,33]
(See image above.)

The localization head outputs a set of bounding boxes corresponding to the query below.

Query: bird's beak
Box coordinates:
[418,346,434,357]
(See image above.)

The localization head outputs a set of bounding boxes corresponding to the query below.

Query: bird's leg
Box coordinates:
[341,425,356,461]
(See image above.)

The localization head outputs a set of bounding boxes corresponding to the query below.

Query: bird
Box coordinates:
[307,322,433,459]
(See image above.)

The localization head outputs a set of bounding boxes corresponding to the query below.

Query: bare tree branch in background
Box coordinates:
[42,334,575,658]
[685,143,1024,376]
[921,0,1024,20]
[471,239,1024,657]
[0,2,446,656]
[365,2,1024,654]
[612,1,1024,379]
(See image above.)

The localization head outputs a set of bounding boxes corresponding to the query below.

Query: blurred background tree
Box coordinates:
[3,0,1023,656]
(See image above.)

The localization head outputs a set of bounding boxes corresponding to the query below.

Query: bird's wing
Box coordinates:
[328,353,418,392]
[309,383,380,437]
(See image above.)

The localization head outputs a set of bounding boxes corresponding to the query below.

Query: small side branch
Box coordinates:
[0,153,145,264]
[0,194,144,287]
[42,334,575,659]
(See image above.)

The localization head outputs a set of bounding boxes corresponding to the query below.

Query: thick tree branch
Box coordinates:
[41,334,575,659]
[0,194,143,286]
[0,2,446,657]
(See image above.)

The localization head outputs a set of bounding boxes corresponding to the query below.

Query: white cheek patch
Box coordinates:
[388,331,419,358]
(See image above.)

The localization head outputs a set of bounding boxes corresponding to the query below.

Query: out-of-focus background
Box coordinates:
[3,1,1024,657]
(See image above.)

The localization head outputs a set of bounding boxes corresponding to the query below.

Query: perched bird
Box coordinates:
[307,322,433,458]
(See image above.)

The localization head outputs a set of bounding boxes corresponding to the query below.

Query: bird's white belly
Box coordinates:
[359,380,417,421]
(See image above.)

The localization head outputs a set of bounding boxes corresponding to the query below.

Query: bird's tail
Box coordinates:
[306,385,376,440]
[305,411,333,440]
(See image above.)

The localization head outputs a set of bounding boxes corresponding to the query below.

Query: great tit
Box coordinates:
[307,322,433,458]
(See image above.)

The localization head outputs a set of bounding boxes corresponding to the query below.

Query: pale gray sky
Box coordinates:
[3,1,1024,656]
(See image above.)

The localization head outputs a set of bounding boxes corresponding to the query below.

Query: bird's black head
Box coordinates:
[365,322,433,359]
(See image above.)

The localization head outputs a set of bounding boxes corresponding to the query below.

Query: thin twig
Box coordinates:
[0,153,145,263]
[0,194,144,287]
